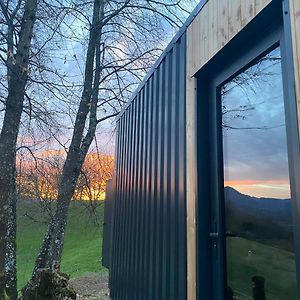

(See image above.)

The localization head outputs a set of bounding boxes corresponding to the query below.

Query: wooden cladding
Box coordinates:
[289,0,300,137]
[186,1,273,299]
[187,0,272,76]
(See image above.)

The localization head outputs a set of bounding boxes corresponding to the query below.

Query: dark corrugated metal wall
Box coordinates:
[110,33,187,300]
[102,179,114,269]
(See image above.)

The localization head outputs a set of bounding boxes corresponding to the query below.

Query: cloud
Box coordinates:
[222,47,291,198]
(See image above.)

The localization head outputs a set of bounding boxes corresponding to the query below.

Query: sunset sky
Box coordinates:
[222,47,291,199]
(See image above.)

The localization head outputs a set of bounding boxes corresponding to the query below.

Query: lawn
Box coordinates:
[16,200,107,292]
[17,201,297,299]
[227,237,298,300]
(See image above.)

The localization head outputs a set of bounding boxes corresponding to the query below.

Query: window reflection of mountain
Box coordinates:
[221,49,283,131]
[225,186,294,252]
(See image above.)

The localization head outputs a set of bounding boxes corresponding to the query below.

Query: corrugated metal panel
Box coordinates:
[102,179,114,269]
[109,33,187,299]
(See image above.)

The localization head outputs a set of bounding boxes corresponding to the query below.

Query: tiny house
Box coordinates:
[102,0,300,299]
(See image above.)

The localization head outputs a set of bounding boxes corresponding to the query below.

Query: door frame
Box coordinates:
[194,1,300,299]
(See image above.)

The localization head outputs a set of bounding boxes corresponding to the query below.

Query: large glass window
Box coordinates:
[221,46,297,299]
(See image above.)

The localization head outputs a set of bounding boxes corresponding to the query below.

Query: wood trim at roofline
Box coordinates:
[289,0,300,139]
[186,1,273,299]
[186,0,272,77]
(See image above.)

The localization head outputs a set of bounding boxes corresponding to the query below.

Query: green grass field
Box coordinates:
[16,200,298,299]
[227,237,298,300]
[16,200,107,291]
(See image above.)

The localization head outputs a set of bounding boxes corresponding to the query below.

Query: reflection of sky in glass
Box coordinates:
[222,47,290,199]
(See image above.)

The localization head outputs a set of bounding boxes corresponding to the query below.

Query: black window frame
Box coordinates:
[195,1,300,299]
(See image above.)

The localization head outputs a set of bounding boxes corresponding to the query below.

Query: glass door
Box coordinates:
[220,46,298,300]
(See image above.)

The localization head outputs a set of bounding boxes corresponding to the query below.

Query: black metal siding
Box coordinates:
[102,179,114,269]
[110,33,187,300]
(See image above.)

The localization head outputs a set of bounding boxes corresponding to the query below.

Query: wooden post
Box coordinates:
[186,72,197,300]
[289,0,300,137]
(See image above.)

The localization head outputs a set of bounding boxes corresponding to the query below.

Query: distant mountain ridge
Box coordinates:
[224,186,292,222]
[224,186,294,251]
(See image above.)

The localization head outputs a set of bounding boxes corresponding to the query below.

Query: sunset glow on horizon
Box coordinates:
[17,150,114,201]
[225,180,290,199]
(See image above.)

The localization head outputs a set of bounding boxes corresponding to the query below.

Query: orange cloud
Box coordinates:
[225,179,290,199]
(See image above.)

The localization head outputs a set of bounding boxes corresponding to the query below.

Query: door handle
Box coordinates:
[209,232,219,238]
[210,232,238,238]
[226,232,238,237]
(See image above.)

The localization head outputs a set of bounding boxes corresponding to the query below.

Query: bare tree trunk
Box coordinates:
[0,0,38,298]
[33,121,100,274]
[33,153,84,272]
[33,0,104,275]
[32,0,186,280]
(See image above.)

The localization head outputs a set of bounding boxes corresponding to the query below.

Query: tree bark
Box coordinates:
[33,0,104,276]
[0,0,38,298]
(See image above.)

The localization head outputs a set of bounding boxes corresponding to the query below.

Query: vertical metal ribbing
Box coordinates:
[138,85,147,299]
[149,71,158,299]
[142,79,151,299]
[124,111,131,299]
[135,91,141,299]
[118,111,129,299]
[170,43,177,299]
[162,52,173,300]
[156,61,166,299]
[145,75,154,297]
[140,85,147,298]
[173,40,180,298]
[136,89,145,299]
[173,38,185,298]
[113,116,124,299]
[117,115,125,300]
[110,119,121,296]
[123,112,130,298]
[167,50,173,297]
[126,100,137,299]
[152,68,161,299]
[112,115,125,298]
[110,34,187,299]
[123,105,133,298]
[130,95,141,299]
[122,110,129,298]
[132,96,141,300]
[178,34,187,299]
[129,104,135,295]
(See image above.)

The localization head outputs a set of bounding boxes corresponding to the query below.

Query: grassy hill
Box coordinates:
[16,198,298,299]
[16,200,107,291]
[227,237,297,300]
